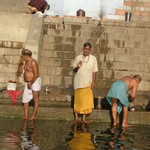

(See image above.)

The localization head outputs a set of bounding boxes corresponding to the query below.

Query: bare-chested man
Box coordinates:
[106,75,141,127]
[21,49,41,120]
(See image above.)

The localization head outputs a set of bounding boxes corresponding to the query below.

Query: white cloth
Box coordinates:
[73,54,98,90]
[22,77,41,103]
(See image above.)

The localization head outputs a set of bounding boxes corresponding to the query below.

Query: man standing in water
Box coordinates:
[106,75,141,127]
[73,42,98,124]
[21,49,41,120]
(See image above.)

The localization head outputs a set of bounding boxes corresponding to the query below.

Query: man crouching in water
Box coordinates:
[21,49,41,120]
[106,75,141,127]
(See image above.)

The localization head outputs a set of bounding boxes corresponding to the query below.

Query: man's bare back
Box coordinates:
[121,75,141,98]
[121,76,136,90]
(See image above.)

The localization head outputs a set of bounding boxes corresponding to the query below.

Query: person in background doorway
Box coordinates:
[21,49,41,120]
[106,75,141,127]
[25,0,50,14]
[73,42,98,124]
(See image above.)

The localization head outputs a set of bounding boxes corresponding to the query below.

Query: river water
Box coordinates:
[0,117,150,150]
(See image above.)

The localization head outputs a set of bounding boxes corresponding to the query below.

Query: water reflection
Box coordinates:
[93,125,135,149]
[4,130,20,149]
[20,119,40,150]
[67,123,96,150]
[0,118,150,150]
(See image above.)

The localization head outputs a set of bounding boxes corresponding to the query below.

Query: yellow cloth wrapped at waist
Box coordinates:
[74,87,94,114]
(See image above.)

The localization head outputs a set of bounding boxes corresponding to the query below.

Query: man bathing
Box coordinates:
[21,49,41,120]
[106,75,141,127]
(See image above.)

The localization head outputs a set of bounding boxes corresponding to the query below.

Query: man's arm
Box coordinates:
[91,72,97,89]
[131,82,139,100]
[73,61,82,72]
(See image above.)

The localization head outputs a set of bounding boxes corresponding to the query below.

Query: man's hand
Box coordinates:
[73,61,83,72]
[90,82,95,90]
[27,83,32,89]
[77,61,83,68]
[128,95,134,102]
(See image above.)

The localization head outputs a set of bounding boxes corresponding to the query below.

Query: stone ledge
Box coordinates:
[0,105,150,125]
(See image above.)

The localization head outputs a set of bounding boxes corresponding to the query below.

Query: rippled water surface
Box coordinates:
[0,117,150,150]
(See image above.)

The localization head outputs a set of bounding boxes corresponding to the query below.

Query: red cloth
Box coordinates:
[7,90,22,105]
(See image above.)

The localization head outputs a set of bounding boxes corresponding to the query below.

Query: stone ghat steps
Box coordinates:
[0,105,150,125]
[0,88,149,107]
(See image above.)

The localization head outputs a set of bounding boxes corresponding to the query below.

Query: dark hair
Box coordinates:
[83,42,92,48]
[21,49,32,56]
[133,75,142,82]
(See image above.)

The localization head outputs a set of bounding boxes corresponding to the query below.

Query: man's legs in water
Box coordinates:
[23,103,29,119]
[82,114,90,124]
[30,91,39,120]
[122,105,129,127]
[74,112,78,123]
[111,98,118,126]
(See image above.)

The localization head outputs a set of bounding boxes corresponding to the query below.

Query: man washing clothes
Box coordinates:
[21,49,41,120]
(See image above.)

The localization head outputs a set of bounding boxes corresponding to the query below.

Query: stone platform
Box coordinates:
[0,86,150,125]
[0,103,150,125]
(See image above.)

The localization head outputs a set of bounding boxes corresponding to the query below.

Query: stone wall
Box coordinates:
[39,16,150,99]
[0,13,43,87]
[0,0,28,13]
[39,17,100,97]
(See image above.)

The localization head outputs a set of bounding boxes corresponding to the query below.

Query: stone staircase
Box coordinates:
[39,17,75,89]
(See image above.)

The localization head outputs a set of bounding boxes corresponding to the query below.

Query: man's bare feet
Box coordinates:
[82,120,90,124]
[112,122,118,127]
[24,116,28,120]
[74,120,79,124]
[29,116,36,120]
[122,123,131,127]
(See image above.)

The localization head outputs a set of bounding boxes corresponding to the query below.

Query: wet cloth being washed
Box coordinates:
[22,77,41,103]
[74,87,94,114]
[106,80,129,113]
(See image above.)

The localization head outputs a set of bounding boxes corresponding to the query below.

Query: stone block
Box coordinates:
[57,51,75,59]
[55,67,73,76]
[61,59,72,67]
[40,58,61,66]
[128,111,140,124]
[139,111,150,124]
[65,37,77,45]
[41,76,51,85]
[47,68,56,75]
[4,48,20,56]
[50,76,63,86]
[71,24,81,31]
[40,50,57,58]
[42,42,54,50]
[64,76,73,86]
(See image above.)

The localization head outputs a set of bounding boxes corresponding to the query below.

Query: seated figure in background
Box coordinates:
[25,0,50,14]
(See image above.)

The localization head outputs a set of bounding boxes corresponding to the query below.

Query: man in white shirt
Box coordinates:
[73,42,98,124]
